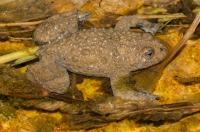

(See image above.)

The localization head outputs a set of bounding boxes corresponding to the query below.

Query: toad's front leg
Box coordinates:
[110,74,159,101]
[114,15,162,34]
[26,56,70,94]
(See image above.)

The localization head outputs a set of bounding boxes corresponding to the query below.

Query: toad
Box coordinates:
[26,9,168,101]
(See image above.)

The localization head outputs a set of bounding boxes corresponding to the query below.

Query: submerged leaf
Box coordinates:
[0,46,38,64]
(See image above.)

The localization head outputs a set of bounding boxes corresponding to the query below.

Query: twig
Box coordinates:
[116,13,186,21]
[0,29,34,35]
[8,36,32,40]
[165,24,190,27]
[0,20,43,27]
[160,18,173,29]
[137,13,186,19]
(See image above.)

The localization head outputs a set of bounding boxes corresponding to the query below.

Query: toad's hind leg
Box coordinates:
[26,60,70,94]
[110,75,159,102]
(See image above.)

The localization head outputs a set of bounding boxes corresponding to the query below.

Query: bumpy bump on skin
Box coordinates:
[27,10,168,101]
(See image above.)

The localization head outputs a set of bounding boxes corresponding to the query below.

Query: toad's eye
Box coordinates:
[143,47,154,59]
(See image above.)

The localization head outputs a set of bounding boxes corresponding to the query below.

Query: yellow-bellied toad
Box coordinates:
[26,9,168,101]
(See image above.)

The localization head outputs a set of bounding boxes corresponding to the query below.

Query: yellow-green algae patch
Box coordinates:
[76,78,105,101]
[0,109,69,132]
[0,40,35,55]
[154,38,200,104]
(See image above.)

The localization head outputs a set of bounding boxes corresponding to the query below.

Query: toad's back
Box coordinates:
[39,28,168,77]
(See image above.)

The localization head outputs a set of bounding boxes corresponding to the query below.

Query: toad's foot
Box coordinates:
[110,76,159,102]
[114,15,162,34]
[113,88,159,102]
[26,63,70,94]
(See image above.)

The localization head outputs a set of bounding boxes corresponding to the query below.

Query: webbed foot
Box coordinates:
[110,75,159,102]
[113,88,159,101]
